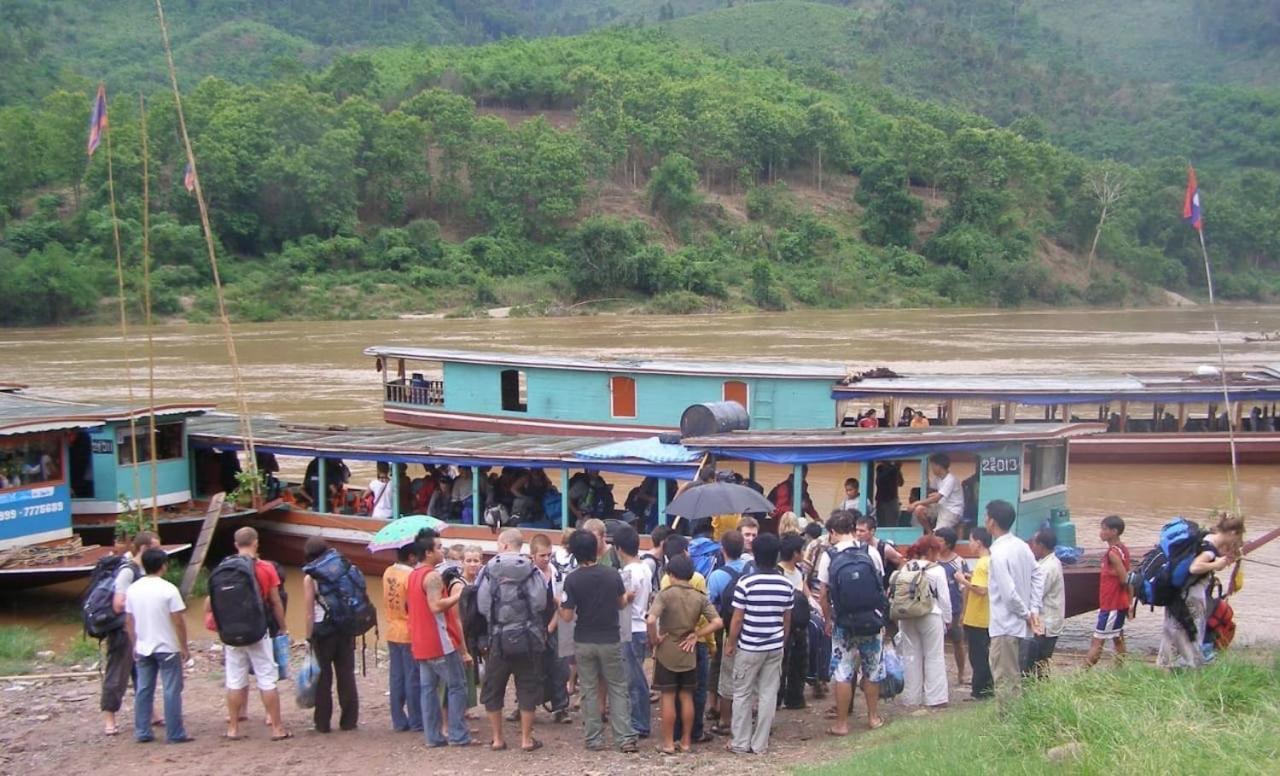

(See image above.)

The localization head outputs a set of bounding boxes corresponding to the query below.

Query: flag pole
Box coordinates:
[1194,218,1241,514]
[139,93,160,534]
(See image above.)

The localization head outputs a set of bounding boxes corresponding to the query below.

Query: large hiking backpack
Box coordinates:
[1129,517,1206,608]
[689,537,720,579]
[888,561,937,621]
[208,554,269,646]
[486,560,546,659]
[82,555,136,638]
[829,546,889,635]
[303,548,378,638]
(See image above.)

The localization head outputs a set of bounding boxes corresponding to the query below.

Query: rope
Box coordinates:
[140,94,160,532]
[153,0,259,498]
[102,92,143,514]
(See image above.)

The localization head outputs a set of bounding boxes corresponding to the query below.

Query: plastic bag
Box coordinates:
[879,642,905,700]
[273,633,290,681]
[295,647,319,709]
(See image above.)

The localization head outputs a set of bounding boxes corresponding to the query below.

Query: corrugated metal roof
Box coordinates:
[682,422,1106,449]
[364,346,850,380]
[0,391,213,437]
[832,368,1280,400]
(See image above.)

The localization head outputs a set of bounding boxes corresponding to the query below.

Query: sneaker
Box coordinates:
[553,711,571,724]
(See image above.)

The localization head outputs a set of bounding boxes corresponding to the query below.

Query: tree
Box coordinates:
[647,153,701,226]
[857,158,924,248]
[1085,163,1130,274]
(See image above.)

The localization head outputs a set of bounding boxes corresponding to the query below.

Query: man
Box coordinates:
[301,538,358,733]
[215,527,290,741]
[707,530,750,735]
[124,548,191,744]
[102,531,158,736]
[907,454,963,532]
[736,516,759,561]
[984,500,1036,702]
[615,525,652,739]
[855,514,903,587]
[724,533,793,755]
[581,517,613,567]
[478,528,548,751]
[384,540,423,732]
[873,462,904,526]
[818,511,885,735]
[529,533,570,723]
[1027,527,1064,678]
[560,529,637,753]
[408,531,475,748]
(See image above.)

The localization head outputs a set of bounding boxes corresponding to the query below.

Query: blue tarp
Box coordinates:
[576,437,700,464]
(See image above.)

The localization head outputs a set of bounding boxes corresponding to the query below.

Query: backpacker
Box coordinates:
[1129,517,1206,608]
[888,560,937,621]
[82,555,137,638]
[641,552,664,597]
[485,559,546,659]
[458,583,489,656]
[208,554,269,646]
[829,545,889,635]
[303,548,378,638]
[689,536,721,579]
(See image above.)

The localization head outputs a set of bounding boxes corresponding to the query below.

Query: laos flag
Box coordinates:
[87,83,108,157]
[1182,166,1202,231]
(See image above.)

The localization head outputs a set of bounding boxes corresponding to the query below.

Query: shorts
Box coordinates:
[923,503,961,530]
[717,648,736,700]
[480,648,544,712]
[1094,609,1127,640]
[652,661,697,692]
[829,627,882,685]
[225,635,277,691]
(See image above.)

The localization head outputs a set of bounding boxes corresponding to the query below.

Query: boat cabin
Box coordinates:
[365,346,846,436]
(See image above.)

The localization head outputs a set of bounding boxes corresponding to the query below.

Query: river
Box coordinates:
[1,306,1278,651]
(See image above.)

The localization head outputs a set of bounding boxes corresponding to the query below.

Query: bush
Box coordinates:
[1086,274,1128,306]
[647,153,702,225]
[646,290,710,314]
[749,259,785,310]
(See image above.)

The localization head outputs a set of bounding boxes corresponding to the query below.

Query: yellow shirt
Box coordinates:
[661,571,716,651]
[961,555,990,629]
[382,563,413,644]
[711,515,739,541]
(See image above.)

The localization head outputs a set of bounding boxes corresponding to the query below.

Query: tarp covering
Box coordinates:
[576,437,699,464]
[701,441,1004,465]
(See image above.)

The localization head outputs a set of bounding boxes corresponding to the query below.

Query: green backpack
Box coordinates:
[888,561,937,621]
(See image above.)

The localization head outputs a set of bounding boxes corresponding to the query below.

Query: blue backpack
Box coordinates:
[1129,517,1206,607]
[689,537,721,579]
[303,548,378,638]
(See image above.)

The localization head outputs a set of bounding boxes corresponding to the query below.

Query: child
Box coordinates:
[1086,515,1130,666]
[646,554,723,755]
[935,527,967,685]
[838,478,861,511]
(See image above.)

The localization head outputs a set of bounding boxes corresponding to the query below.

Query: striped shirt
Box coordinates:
[731,570,795,652]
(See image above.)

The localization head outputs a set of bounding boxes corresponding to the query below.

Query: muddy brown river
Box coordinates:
[2,306,1278,649]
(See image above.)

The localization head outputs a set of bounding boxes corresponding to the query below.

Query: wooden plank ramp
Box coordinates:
[180,492,225,597]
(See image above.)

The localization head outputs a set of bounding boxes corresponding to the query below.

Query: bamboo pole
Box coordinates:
[1195,223,1241,513]
[140,94,160,533]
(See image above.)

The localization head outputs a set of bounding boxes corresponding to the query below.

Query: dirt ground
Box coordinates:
[0,638,1086,775]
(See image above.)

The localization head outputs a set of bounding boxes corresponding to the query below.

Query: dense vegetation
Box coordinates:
[1,1,1278,325]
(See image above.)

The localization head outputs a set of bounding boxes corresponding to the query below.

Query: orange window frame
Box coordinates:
[610,376,636,418]
[723,380,748,408]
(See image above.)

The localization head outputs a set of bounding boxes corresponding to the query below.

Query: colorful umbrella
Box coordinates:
[367,514,447,553]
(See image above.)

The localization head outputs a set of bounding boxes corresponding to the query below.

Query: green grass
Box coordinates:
[59,635,103,667]
[163,564,209,599]
[798,655,1280,775]
[0,625,47,676]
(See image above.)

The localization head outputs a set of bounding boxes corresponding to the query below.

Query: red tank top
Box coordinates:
[1098,543,1131,610]
[407,565,451,661]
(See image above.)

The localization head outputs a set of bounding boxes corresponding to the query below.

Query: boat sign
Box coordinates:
[979,456,1021,475]
[0,485,70,544]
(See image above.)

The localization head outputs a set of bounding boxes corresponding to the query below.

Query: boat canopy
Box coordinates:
[831,367,1280,406]
[187,415,701,479]
[364,345,850,381]
[0,391,213,437]
[682,422,1105,465]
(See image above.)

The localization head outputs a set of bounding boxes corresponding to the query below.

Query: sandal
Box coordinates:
[490,742,508,751]
[659,747,677,756]
[709,723,731,736]
[868,717,885,730]
[522,738,543,753]
[619,741,638,754]
[103,726,119,737]
[271,732,294,742]
[825,727,849,737]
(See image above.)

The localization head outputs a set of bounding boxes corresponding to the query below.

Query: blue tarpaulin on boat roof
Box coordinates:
[576,437,700,464]
[701,441,999,465]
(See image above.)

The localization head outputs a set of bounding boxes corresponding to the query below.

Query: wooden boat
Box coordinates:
[365,347,1280,465]
[0,538,193,590]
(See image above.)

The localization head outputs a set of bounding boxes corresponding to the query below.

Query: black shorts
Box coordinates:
[652,661,696,692]
[480,648,544,712]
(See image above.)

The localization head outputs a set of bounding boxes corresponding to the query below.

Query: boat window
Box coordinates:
[0,434,63,491]
[117,422,185,465]
[1024,441,1067,493]
[500,369,528,412]
[610,376,636,418]
[723,380,749,408]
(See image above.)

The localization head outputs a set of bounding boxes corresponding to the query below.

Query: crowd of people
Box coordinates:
[93,500,1242,753]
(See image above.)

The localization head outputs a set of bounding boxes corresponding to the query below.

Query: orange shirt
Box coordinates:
[382,563,413,644]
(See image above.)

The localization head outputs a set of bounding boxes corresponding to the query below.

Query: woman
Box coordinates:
[366,462,393,519]
[896,535,952,708]
[956,527,993,699]
[1157,514,1245,669]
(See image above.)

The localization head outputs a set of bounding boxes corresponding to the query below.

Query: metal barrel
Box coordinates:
[680,401,751,437]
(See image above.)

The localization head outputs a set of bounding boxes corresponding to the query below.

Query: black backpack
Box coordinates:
[790,585,812,635]
[828,545,888,636]
[82,555,136,638]
[304,548,378,638]
[459,583,489,656]
[208,554,269,647]
[714,562,752,629]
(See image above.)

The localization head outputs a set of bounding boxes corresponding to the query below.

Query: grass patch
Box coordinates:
[163,563,209,598]
[799,654,1280,775]
[59,635,103,667]
[0,625,47,676]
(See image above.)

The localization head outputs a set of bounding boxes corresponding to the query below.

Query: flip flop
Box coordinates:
[868,718,885,730]
[826,727,849,737]
[222,733,244,741]
[490,742,508,751]
[271,732,294,742]
[659,747,678,756]
[522,738,543,753]
[103,727,119,737]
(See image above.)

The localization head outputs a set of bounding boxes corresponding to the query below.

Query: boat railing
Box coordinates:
[385,378,444,406]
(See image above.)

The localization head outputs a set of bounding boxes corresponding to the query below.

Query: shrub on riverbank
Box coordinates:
[800,653,1280,774]
[0,626,45,675]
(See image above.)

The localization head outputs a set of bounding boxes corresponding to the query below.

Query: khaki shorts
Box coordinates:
[717,648,736,700]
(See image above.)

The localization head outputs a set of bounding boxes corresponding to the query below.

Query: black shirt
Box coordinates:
[561,564,625,644]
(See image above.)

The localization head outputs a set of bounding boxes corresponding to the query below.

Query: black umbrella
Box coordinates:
[664,482,774,520]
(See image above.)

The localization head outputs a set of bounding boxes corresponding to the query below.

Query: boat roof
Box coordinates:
[683,422,1106,464]
[831,367,1280,405]
[0,391,214,437]
[364,346,850,381]
[187,415,701,479]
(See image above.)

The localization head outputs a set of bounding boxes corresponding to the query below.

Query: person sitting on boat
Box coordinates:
[509,467,550,523]
[858,409,880,429]
[910,411,930,428]
[568,470,615,525]
[768,472,822,523]
[898,406,915,427]
[907,454,963,533]
[365,462,394,519]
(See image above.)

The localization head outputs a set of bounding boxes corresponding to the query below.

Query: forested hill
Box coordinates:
[1,4,1277,326]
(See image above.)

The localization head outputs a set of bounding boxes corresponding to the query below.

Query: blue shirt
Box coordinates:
[707,558,748,606]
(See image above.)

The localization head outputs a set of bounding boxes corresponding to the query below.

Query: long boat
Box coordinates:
[364,346,1280,464]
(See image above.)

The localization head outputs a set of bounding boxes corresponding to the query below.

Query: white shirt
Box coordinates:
[934,473,963,515]
[816,538,884,587]
[987,533,1036,638]
[1032,553,1065,638]
[620,560,652,634]
[125,575,186,656]
[367,478,394,519]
